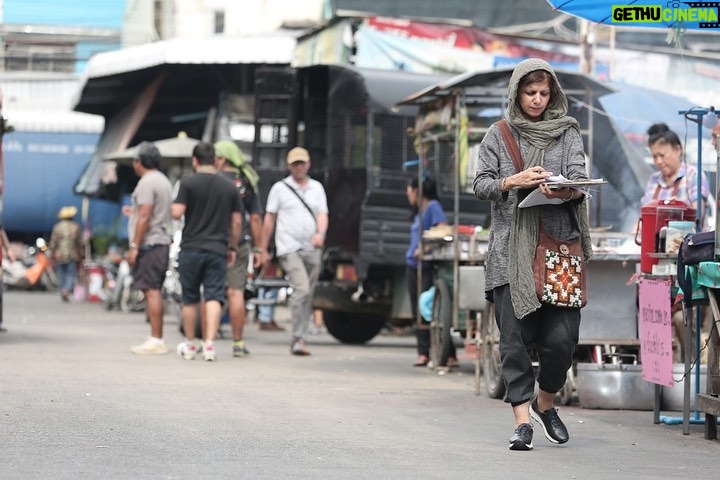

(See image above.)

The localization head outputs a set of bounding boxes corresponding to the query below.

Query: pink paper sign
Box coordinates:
[638,278,674,387]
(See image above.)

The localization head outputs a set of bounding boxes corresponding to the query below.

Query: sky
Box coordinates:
[3,0,126,28]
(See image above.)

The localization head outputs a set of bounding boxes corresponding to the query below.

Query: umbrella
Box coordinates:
[546,0,719,29]
[103,133,199,166]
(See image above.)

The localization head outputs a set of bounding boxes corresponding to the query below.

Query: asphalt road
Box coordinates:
[1,291,718,479]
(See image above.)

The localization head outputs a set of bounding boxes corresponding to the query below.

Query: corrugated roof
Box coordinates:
[4,108,104,133]
[1,73,104,132]
[81,33,298,79]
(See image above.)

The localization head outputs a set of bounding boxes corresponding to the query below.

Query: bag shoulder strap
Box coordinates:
[282,181,317,225]
[497,119,524,174]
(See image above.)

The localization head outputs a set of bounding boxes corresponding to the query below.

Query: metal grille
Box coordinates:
[421,140,457,196]
[253,67,294,171]
[322,109,471,197]
[322,111,417,192]
[3,46,75,73]
[368,113,416,192]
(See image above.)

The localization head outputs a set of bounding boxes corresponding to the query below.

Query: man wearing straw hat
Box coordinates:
[49,205,83,302]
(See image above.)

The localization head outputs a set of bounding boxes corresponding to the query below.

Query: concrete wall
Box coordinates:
[170,0,324,38]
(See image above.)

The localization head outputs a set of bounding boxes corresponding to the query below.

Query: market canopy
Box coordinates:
[397,67,614,107]
[72,34,296,198]
[103,133,199,166]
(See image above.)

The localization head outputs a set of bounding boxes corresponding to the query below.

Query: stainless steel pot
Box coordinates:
[576,354,656,410]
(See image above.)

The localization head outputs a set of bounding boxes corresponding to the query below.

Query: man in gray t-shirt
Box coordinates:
[128,142,173,356]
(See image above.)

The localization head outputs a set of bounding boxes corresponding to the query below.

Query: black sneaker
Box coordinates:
[530,397,569,444]
[509,423,534,451]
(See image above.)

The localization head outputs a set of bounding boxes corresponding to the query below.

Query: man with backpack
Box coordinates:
[214,140,263,357]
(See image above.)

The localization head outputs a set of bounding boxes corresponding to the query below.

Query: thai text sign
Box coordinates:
[638,278,674,387]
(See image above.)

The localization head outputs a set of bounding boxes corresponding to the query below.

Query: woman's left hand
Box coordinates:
[539,183,573,201]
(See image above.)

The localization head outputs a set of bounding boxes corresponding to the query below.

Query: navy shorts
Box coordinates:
[178,248,227,305]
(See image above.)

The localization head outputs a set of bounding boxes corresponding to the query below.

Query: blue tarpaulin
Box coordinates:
[599,82,697,141]
[3,131,122,236]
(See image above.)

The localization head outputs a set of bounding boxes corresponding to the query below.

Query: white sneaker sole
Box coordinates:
[130,347,169,355]
[509,439,533,451]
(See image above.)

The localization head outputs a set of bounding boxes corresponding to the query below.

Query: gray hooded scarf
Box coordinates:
[506,58,593,319]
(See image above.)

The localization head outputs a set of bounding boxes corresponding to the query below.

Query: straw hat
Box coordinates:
[58,206,78,220]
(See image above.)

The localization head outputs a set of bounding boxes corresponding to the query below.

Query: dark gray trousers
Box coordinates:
[494,284,581,405]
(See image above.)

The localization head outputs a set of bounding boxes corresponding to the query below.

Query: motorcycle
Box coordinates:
[102,256,146,312]
[2,238,58,291]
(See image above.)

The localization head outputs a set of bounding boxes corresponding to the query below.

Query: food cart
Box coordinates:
[397,67,643,404]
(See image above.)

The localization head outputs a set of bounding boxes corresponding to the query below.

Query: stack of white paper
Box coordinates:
[517,176,606,208]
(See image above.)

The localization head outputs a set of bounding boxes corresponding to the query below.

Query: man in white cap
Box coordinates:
[259,147,328,356]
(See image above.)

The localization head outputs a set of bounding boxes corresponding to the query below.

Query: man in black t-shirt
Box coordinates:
[172,142,242,362]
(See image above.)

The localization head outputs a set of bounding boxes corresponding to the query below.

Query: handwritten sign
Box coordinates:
[638,278,674,387]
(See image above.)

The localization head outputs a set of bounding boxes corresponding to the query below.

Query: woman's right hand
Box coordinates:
[510,167,553,189]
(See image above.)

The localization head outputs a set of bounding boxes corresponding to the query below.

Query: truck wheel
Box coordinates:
[430,278,452,367]
[482,303,505,399]
[323,311,385,344]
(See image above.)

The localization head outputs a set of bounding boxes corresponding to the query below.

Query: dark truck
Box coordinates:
[251,64,491,344]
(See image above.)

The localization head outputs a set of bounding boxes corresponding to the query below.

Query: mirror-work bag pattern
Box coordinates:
[533,228,587,308]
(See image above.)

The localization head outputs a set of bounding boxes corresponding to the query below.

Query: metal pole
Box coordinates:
[0,88,6,332]
[678,108,711,432]
[416,129,424,330]
[694,113,703,424]
[452,93,461,331]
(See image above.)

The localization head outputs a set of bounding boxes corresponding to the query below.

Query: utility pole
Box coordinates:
[579,19,595,75]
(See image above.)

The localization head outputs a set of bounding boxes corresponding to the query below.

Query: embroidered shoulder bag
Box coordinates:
[497,119,587,308]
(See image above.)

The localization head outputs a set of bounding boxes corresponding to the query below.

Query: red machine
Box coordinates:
[638,199,696,273]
